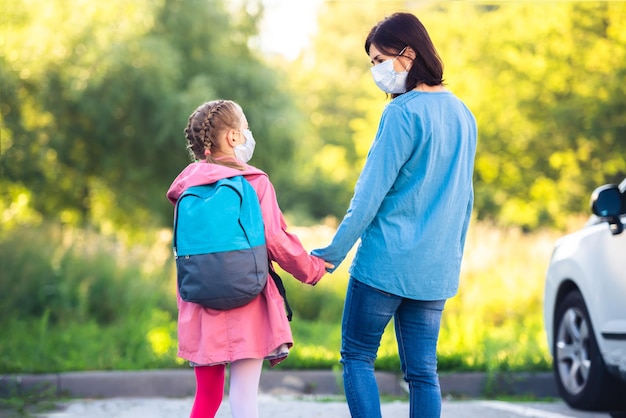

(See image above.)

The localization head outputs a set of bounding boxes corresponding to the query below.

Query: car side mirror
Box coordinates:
[590,184,624,235]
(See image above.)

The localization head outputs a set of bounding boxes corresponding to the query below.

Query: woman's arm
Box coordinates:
[311,103,415,271]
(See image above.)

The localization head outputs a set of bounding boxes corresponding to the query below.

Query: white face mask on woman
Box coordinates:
[234,129,256,163]
[370,47,409,94]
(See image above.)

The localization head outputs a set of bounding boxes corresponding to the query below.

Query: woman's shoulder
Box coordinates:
[392,89,452,103]
[390,90,471,114]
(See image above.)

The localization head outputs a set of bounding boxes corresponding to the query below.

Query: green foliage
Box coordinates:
[292,1,626,229]
[0,0,304,232]
[2,0,625,232]
[0,223,181,374]
[0,378,59,418]
[0,223,175,324]
[0,314,179,374]
[280,272,344,322]
[1,222,556,374]
[430,2,626,229]
[3,0,621,375]
[281,320,342,369]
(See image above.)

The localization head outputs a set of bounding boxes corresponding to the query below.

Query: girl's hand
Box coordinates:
[324,262,335,270]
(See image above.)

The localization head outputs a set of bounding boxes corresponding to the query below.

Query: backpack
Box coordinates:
[173,175,268,310]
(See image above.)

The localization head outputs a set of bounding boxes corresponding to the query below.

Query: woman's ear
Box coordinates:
[404,46,417,60]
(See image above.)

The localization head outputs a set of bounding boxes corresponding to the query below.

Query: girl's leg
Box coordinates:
[341,277,401,418]
[395,299,446,418]
[228,358,263,418]
[190,364,226,418]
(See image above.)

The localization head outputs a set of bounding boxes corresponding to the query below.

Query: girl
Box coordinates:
[167,99,329,418]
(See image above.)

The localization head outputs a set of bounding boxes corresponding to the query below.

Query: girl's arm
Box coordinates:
[250,175,326,285]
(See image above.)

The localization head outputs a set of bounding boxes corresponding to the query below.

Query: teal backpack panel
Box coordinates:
[173,176,268,310]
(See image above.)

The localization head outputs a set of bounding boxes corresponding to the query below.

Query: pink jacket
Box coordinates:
[167,162,326,366]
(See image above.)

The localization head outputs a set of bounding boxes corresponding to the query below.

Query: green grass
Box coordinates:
[0,378,62,418]
[0,219,571,374]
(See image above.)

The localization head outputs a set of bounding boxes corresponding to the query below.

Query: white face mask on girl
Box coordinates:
[234,129,256,163]
[370,47,409,94]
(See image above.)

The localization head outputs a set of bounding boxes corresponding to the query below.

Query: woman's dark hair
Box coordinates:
[365,12,444,94]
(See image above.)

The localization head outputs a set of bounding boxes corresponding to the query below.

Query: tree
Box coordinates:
[293,1,626,229]
[1,0,308,233]
[434,2,626,229]
[3,0,625,232]
[286,1,398,221]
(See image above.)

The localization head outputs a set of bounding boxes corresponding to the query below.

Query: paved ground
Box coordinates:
[1,370,617,418]
[38,395,613,418]
[0,369,561,399]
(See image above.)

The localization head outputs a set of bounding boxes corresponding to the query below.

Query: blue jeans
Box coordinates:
[341,277,446,418]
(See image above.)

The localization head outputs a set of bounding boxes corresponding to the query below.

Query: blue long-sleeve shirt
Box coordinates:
[312,90,477,300]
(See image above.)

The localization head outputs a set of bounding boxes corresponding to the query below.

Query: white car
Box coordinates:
[544,177,626,417]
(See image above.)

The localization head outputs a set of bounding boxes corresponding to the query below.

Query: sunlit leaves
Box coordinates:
[325,1,626,229]
[301,2,610,228]
[2,0,625,231]
[1,0,301,233]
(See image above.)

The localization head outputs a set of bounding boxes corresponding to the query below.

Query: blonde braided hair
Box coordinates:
[184,100,245,170]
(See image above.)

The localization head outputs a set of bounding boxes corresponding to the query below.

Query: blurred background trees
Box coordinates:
[293,0,626,230]
[2,0,625,234]
[1,0,624,376]
[1,0,303,233]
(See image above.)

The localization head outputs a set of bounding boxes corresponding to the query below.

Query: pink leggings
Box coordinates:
[190,364,225,418]
[190,359,263,418]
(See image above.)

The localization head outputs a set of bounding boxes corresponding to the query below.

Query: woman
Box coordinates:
[167,99,329,418]
[312,12,477,418]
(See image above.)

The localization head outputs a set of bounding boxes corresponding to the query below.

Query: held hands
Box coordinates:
[310,251,336,274]
[311,255,335,284]
[311,260,334,286]
[316,256,334,272]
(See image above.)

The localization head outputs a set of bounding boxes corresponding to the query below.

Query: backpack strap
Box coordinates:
[269,266,293,322]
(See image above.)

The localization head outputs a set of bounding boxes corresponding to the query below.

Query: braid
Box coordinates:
[184,100,224,161]
[183,100,245,170]
[202,100,225,150]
